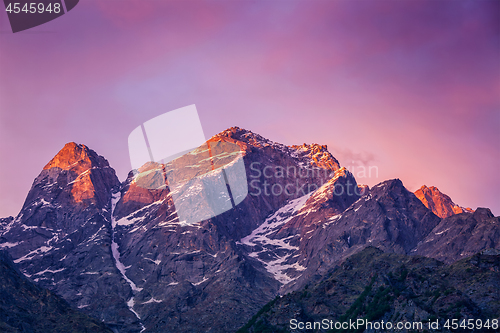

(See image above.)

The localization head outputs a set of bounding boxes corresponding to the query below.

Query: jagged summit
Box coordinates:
[290,143,340,171]
[415,185,473,218]
[0,143,131,330]
[212,126,340,171]
[213,126,275,148]
[22,142,119,211]
[43,142,110,172]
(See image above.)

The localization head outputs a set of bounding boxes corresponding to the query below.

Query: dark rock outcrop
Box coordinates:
[415,208,500,263]
[238,247,500,333]
[0,250,113,333]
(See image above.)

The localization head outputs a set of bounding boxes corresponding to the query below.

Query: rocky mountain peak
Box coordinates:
[414,185,473,218]
[212,127,340,171]
[304,167,360,209]
[43,142,106,172]
[209,127,341,185]
[212,126,279,150]
[289,143,340,171]
[1,143,134,332]
[368,178,405,197]
[28,142,119,206]
[472,207,494,220]
[11,143,120,229]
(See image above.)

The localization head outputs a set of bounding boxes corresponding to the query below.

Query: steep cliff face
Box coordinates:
[415,185,473,218]
[19,142,119,231]
[36,142,118,208]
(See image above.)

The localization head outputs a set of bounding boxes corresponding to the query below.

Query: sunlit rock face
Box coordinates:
[415,185,473,218]
[39,142,119,207]
[12,142,120,233]
[0,143,140,333]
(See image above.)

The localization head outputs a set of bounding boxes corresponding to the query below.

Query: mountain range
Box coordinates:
[0,127,498,332]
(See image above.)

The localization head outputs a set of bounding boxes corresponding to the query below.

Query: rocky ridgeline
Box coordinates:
[415,185,474,218]
[0,128,498,333]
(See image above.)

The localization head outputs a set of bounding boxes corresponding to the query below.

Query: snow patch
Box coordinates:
[21,225,39,230]
[142,297,163,304]
[240,193,312,248]
[110,192,145,332]
[262,256,307,284]
[0,241,20,248]
[239,193,312,284]
[34,268,65,275]
[192,277,209,286]
[145,258,161,265]
[117,216,143,226]
[435,227,451,235]
[126,298,145,332]
[13,246,53,263]
[85,225,105,243]
[322,214,342,228]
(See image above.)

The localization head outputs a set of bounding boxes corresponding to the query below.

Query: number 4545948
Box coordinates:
[444,318,498,330]
[5,3,61,14]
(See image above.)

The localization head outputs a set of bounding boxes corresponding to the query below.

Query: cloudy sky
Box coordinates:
[0,0,499,217]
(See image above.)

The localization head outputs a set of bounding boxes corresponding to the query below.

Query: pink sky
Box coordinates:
[0,0,499,217]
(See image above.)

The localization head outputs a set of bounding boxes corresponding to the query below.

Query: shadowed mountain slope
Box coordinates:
[0,250,113,333]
